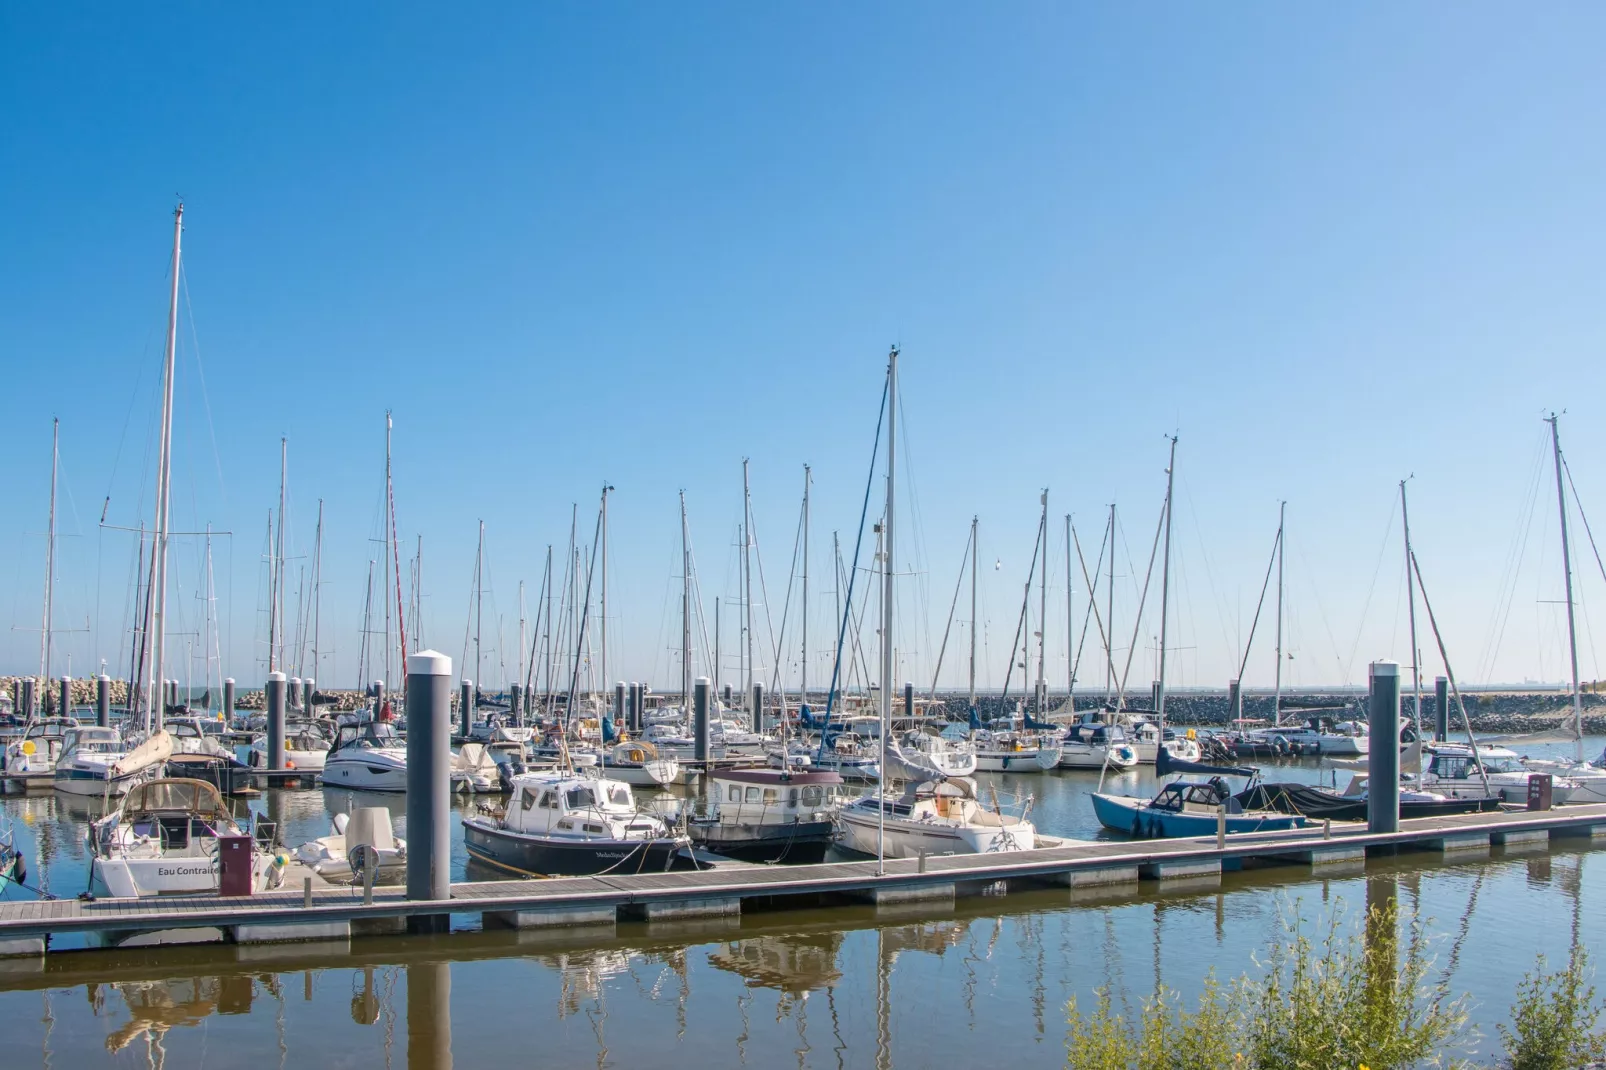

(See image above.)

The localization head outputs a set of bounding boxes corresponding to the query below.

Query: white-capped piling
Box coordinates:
[96,674,110,728]
[1228,678,1243,722]
[1368,661,1400,835]
[510,683,523,728]
[628,682,642,733]
[904,682,915,720]
[750,682,764,732]
[266,671,287,769]
[694,676,712,762]
[372,680,385,720]
[59,676,70,719]
[406,650,453,929]
[289,677,302,711]
[459,680,472,738]
[223,678,236,723]
[1434,676,1449,742]
[613,682,625,735]
[305,676,316,713]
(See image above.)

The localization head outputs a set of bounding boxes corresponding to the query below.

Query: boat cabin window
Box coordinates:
[745,786,761,803]
[606,786,631,807]
[802,785,823,807]
[565,786,597,810]
[787,788,799,806]
[728,785,741,803]
[520,788,538,811]
[539,790,558,809]
[583,823,606,834]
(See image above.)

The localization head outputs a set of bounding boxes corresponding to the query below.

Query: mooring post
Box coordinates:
[266,671,287,770]
[96,674,110,728]
[1228,678,1243,722]
[628,682,641,733]
[1368,660,1401,835]
[694,676,711,763]
[904,682,915,721]
[288,677,302,712]
[751,682,764,733]
[459,679,472,739]
[614,681,626,737]
[510,683,523,729]
[1434,676,1449,742]
[373,679,386,720]
[723,682,732,708]
[59,676,70,719]
[1216,807,1226,849]
[407,650,453,932]
[304,676,317,713]
[223,678,236,724]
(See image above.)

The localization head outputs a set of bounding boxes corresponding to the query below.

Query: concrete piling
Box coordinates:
[373,680,385,720]
[628,683,642,734]
[224,678,236,724]
[406,650,453,932]
[459,680,473,739]
[304,676,316,712]
[1368,661,1401,835]
[751,683,764,732]
[96,675,110,728]
[59,676,70,719]
[289,677,302,711]
[266,672,287,770]
[694,676,711,762]
[614,682,626,737]
[1434,676,1449,742]
[722,683,732,707]
[905,682,915,720]
[510,683,523,728]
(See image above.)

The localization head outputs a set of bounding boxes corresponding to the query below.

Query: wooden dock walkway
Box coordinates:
[1,803,1601,958]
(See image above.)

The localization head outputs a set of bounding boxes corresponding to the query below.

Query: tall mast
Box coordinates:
[969,516,978,714]
[1400,478,1422,732]
[1040,498,1050,708]
[542,544,553,706]
[743,459,754,711]
[383,412,394,686]
[204,524,216,707]
[879,345,897,873]
[1548,413,1584,763]
[311,499,323,682]
[1105,504,1115,704]
[1273,501,1285,727]
[40,417,58,682]
[276,436,286,673]
[1065,514,1074,701]
[681,491,692,711]
[801,465,811,703]
[149,202,183,732]
[1155,436,1177,741]
[517,580,526,694]
[475,520,485,695]
[357,558,374,690]
[600,484,611,701]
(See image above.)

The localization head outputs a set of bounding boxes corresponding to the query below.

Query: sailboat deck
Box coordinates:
[1,802,1602,948]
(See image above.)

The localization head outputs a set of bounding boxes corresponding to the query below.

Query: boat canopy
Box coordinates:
[123,777,228,817]
[1156,746,1254,778]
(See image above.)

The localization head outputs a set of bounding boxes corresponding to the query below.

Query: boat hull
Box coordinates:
[834,805,1034,857]
[53,765,154,798]
[973,749,1058,773]
[462,818,686,877]
[689,819,835,864]
[322,756,409,792]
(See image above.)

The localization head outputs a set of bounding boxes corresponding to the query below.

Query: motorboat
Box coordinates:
[1416,744,1576,804]
[293,806,406,882]
[321,721,409,792]
[1125,719,1203,764]
[87,778,283,896]
[1092,777,1309,838]
[248,719,334,772]
[1,717,78,776]
[1236,777,1501,821]
[54,726,172,797]
[597,740,680,788]
[836,776,1038,857]
[450,743,502,793]
[1056,722,1138,770]
[969,730,1061,773]
[462,769,691,876]
[0,827,23,894]
[710,719,770,751]
[641,722,696,751]
[689,767,844,863]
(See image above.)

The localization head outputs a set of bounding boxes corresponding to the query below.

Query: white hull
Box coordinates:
[1132,739,1203,765]
[602,760,679,788]
[54,765,155,797]
[836,805,1035,857]
[322,754,409,792]
[1057,744,1137,770]
[972,746,1060,773]
[91,855,277,898]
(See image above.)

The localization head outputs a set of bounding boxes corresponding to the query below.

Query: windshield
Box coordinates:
[566,786,598,810]
[607,786,631,807]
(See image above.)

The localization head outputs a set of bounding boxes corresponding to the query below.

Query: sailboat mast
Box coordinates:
[743,459,754,712]
[1273,501,1285,727]
[969,516,978,714]
[601,484,611,702]
[802,464,810,703]
[276,436,287,673]
[1155,436,1177,741]
[475,520,485,695]
[1037,489,1048,715]
[311,499,323,681]
[681,491,692,712]
[383,412,394,686]
[1106,504,1115,704]
[149,202,183,732]
[1548,414,1584,762]
[1400,479,1422,732]
[879,345,897,873]
[40,417,58,683]
[1065,514,1074,701]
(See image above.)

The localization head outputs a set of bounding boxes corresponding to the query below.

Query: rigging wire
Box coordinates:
[1476,430,1550,684]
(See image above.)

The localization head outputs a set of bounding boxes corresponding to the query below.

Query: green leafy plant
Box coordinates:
[1499,944,1606,1070]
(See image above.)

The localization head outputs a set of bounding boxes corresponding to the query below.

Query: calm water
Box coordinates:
[1,737,1601,1066]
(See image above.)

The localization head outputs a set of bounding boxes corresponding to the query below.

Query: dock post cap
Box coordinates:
[267,671,286,682]
[409,650,453,676]
[694,676,711,686]
[616,680,626,688]
[1369,661,1400,677]
[97,674,110,682]
[224,677,234,685]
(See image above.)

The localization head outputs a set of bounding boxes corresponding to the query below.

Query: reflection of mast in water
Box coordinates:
[707,931,846,1066]
[876,927,890,1070]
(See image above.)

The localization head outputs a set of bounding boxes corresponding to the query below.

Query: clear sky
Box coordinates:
[3,4,1605,697]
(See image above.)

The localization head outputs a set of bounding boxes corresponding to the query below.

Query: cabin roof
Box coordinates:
[712,769,843,787]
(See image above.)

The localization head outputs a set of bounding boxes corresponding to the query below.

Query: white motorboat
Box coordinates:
[88,778,283,897]
[2,717,78,776]
[248,719,334,772]
[293,806,406,882]
[836,776,1038,857]
[321,722,409,792]
[450,743,502,793]
[1056,722,1139,770]
[54,727,172,797]
[1418,744,1577,804]
[1126,719,1203,764]
[463,769,691,877]
[597,741,680,788]
[969,730,1062,773]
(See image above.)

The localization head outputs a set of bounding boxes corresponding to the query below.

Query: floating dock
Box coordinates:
[1,803,1601,963]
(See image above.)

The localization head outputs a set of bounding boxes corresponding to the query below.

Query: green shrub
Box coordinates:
[1499,944,1606,1070]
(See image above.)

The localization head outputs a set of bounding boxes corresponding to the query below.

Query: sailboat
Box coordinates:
[832,348,1039,859]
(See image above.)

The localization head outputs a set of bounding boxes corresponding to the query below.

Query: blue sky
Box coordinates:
[3,4,1605,696]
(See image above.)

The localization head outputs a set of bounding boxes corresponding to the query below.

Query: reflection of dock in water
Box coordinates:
[709,930,845,992]
[101,973,256,1053]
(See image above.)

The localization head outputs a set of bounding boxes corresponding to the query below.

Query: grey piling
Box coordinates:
[614,682,626,736]
[1434,676,1449,742]
[304,676,316,712]
[60,676,71,719]
[406,649,453,931]
[904,682,915,720]
[19,678,32,720]
[1151,680,1161,712]
[694,676,712,763]
[751,682,764,732]
[373,679,385,720]
[223,678,236,724]
[627,682,640,733]
[289,677,302,711]
[1228,678,1243,722]
[406,960,452,1070]
[723,683,732,707]
[266,672,287,770]
[459,679,473,739]
[510,683,523,728]
[1368,661,1401,835]
[96,674,110,728]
